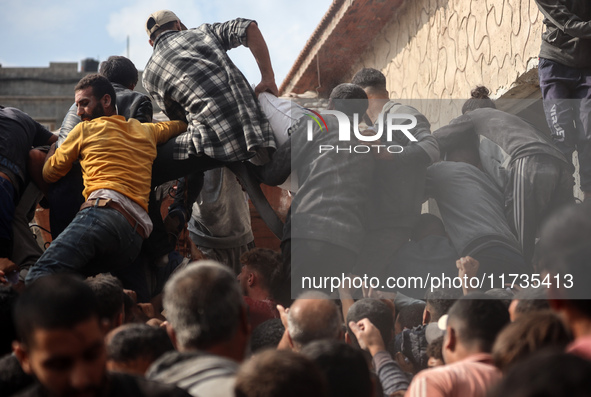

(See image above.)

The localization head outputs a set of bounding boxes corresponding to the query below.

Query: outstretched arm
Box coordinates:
[246,22,278,96]
[349,319,410,394]
[249,137,292,186]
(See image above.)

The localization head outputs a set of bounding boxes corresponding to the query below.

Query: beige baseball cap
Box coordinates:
[145,10,187,36]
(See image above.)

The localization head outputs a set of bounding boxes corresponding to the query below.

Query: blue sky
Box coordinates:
[0,0,332,87]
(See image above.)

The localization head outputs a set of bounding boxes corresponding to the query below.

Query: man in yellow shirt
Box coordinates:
[26,74,187,283]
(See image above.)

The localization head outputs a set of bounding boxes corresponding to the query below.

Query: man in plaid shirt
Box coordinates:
[143,10,277,185]
[141,10,282,256]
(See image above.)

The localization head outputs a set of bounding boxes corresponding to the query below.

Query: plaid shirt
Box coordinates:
[143,18,275,162]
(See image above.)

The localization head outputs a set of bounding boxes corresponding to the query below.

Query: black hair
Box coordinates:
[484,288,514,310]
[107,324,173,363]
[235,349,328,397]
[301,340,372,397]
[426,336,444,361]
[424,288,461,322]
[351,68,387,91]
[346,299,394,349]
[14,274,98,347]
[513,287,550,316]
[250,318,285,353]
[240,248,282,294]
[492,311,571,372]
[396,302,426,330]
[75,73,117,112]
[447,292,510,352]
[461,86,496,114]
[99,56,138,88]
[489,350,591,397]
[85,275,124,324]
[329,83,369,117]
[0,285,19,355]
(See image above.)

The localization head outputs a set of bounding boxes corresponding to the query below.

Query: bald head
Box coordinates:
[287,292,342,350]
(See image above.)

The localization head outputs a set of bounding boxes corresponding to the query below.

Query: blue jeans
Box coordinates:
[538,57,591,192]
[26,205,143,283]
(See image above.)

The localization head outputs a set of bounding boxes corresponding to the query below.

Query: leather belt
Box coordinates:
[80,198,146,239]
[0,171,12,183]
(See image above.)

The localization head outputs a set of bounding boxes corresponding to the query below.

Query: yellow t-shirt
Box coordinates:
[43,115,187,212]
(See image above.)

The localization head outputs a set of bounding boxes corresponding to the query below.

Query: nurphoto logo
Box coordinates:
[306,110,418,154]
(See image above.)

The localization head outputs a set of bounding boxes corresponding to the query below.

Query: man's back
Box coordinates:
[407,353,501,397]
[289,115,374,252]
[368,102,435,231]
[58,85,152,147]
[426,161,520,257]
[112,83,153,123]
[146,349,238,397]
[143,20,274,162]
[0,107,53,188]
[436,108,567,165]
[44,116,186,211]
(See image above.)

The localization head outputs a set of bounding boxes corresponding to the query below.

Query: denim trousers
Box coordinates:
[26,205,143,283]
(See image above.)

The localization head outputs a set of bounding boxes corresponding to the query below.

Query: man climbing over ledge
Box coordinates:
[26,74,186,283]
[141,10,281,254]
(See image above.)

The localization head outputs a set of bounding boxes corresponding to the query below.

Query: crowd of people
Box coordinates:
[1,3,591,396]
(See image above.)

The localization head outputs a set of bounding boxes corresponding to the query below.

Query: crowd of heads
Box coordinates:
[1,203,591,397]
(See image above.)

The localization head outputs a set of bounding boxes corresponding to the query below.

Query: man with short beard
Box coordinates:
[26,74,186,282]
[47,55,153,240]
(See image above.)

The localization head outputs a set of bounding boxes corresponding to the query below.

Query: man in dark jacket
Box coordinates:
[434,97,574,265]
[535,1,591,200]
[47,56,153,238]
[350,68,439,279]
[253,84,374,298]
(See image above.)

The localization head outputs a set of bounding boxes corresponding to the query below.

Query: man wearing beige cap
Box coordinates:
[143,10,277,177]
[142,10,284,251]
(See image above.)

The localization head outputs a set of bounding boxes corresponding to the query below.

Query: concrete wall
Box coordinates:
[350,0,544,128]
[0,62,160,130]
[0,62,88,131]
